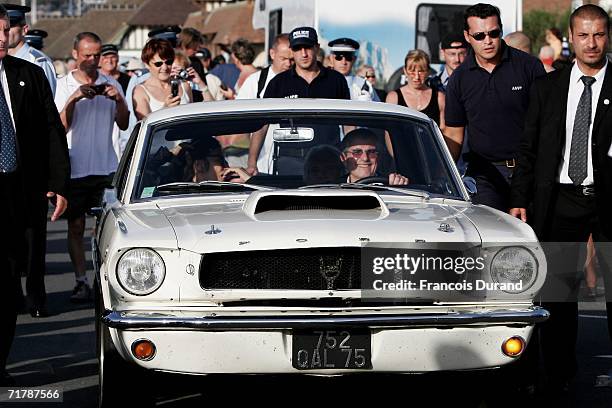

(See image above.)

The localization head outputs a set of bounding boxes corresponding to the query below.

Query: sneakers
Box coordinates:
[70,281,92,303]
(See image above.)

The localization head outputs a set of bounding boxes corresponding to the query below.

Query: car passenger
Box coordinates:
[303,145,345,185]
[190,138,251,183]
[146,137,251,185]
[341,128,408,185]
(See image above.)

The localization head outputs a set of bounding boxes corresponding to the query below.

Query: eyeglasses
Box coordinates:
[467,29,502,41]
[333,52,355,61]
[152,59,174,67]
[345,148,379,158]
[406,69,427,76]
[365,73,376,78]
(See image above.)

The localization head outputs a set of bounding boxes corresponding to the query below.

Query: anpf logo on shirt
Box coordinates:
[512,85,523,91]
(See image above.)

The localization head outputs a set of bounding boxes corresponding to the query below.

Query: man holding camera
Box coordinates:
[55,32,128,302]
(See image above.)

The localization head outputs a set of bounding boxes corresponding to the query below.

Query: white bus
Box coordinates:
[253,0,523,81]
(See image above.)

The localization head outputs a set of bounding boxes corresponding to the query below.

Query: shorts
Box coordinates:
[63,175,113,221]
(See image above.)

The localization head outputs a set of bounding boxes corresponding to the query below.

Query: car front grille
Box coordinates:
[200,247,361,290]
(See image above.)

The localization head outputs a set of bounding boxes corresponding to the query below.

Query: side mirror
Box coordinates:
[273,127,314,142]
[462,176,477,196]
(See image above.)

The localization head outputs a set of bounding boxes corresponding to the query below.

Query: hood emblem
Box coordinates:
[319,256,342,290]
[205,225,222,235]
[438,223,454,233]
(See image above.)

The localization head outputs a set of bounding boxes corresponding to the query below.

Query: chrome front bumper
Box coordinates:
[102,307,549,331]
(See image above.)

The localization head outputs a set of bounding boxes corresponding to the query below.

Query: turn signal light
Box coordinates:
[502,336,525,357]
[132,339,156,361]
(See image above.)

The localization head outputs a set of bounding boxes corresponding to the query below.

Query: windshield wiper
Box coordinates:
[300,183,430,200]
[155,181,271,193]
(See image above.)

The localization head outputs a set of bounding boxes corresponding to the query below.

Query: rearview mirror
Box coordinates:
[272,127,314,142]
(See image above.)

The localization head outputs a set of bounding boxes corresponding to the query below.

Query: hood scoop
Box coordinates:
[244,190,389,220]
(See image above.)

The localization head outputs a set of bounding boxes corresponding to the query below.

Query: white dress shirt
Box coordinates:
[558,60,607,185]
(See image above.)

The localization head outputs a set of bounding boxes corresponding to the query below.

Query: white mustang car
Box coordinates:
[94,99,548,406]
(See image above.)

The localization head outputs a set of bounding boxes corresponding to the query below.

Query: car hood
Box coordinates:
[153,190,536,253]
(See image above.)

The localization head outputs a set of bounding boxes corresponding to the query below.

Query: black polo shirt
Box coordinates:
[445,42,546,161]
[263,63,350,99]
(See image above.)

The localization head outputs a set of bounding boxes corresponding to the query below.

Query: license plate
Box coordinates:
[292,329,371,370]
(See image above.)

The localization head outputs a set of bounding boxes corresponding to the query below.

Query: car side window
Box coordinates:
[114,123,141,202]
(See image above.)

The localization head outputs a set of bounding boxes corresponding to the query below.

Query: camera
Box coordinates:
[91,84,107,95]
[170,77,180,97]
[177,69,190,81]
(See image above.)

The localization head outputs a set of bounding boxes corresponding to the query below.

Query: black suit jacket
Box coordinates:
[510,63,612,239]
[3,55,69,224]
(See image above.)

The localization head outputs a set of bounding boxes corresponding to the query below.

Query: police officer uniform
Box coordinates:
[328,37,379,102]
[6,5,56,95]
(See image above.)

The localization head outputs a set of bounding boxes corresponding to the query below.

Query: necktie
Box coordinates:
[0,76,16,173]
[568,75,596,186]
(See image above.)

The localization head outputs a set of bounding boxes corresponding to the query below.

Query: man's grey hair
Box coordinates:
[272,33,290,50]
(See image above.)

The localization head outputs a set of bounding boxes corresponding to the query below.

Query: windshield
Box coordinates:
[134,112,461,200]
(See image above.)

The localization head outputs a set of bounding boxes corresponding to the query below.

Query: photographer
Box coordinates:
[132,39,191,121]
[54,32,128,302]
[172,51,215,102]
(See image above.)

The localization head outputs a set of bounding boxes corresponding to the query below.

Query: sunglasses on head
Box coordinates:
[333,52,355,61]
[152,59,174,67]
[468,29,502,41]
[346,148,379,158]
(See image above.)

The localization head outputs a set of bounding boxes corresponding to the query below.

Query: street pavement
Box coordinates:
[4,216,612,407]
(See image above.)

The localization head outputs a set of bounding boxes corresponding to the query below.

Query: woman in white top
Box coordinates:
[133,39,192,120]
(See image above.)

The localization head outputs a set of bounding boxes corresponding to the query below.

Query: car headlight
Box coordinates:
[490,247,537,293]
[116,248,165,295]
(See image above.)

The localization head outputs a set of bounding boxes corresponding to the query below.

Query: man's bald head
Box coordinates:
[504,31,531,54]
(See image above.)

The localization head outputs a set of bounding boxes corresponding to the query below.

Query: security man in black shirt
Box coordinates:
[247,26,350,174]
[444,4,546,211]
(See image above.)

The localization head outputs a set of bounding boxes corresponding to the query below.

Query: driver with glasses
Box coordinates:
[341,128,408,185]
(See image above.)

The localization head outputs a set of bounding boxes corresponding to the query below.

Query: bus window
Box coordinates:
[416,4,466,64]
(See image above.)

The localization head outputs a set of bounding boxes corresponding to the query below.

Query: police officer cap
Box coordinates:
[328,37,360,53]
[289,27,318,49]
[441,34,468,50]
[101,44,119,56]
[24,29,47,50]
[3,4,31,26]
[26,28,47,38]
[148,25,181,46]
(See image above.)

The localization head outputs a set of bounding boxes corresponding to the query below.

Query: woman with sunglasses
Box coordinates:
[385,49,446,132]
[133,39,192,120]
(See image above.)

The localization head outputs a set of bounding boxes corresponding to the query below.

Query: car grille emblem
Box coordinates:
[205,225,222,235]
[319,256,342,290]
